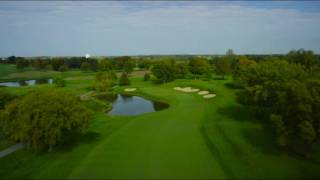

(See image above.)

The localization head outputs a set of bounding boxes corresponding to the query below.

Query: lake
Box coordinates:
[108,94,169,116]
[0,78,53,87]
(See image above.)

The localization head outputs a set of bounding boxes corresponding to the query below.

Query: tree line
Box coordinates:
[232,49,320,157]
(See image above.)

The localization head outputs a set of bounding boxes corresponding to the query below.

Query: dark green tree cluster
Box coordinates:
[119,72,130,86]
[151,57,214,83]
[235,58,320,156]
[16,58,29,71]
[138,59,152,70]
[32,59,50,70]
[188,57,211,79]
[51,58,65,71]
[0,89,93,152]
[287,49,316,69]
[94,72,115,92]
[151,59,177,83]
[144,73,151,81]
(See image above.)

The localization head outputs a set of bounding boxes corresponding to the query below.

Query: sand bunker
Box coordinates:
[198,91,209,95]
[173,87,184,91]
[203,94,216,99]
[124,88,137,92]
[173,87,200,93]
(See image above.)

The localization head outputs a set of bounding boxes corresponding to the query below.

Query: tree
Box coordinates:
[94,72,114,92]
[144,73,151,81]
[16,58,29,71]
[119,72,130,86]
[226,49,235,56]
[123,60,134,73]
[53,76,66,87]
[113,56,134,73]
[80,62,91,72]
[188,57,210,78]
[7,56,16,64]
[87,58,98,71]
[58,65,68,72]
[51,58,65,71]
[138,59,152,69]
[232,56,257,86]
[235,60,319,155]
[287,49,317,70]
[175,63,189,79]
[0,89,93,152]
[32,59,49,70]
[151,59,176,83]
[98,59,113,71]
[216,57,231,79]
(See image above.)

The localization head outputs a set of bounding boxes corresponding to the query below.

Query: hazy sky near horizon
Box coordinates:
[1,1,320,56]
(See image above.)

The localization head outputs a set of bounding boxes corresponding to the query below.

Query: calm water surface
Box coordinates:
[0,78,53,87]
[108,94,169,116]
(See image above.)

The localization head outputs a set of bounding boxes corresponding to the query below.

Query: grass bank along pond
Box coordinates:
[108,93,169,116]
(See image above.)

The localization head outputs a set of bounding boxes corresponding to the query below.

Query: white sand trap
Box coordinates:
[203,94,216,99]
[188,88,200,92]
[174,87,183,91]
[174,87,200,92]
[198,91,209,95]
[124,88,137,92]
[181,87,200,93]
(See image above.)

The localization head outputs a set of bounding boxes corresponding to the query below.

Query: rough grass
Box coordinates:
[0,72,319,179]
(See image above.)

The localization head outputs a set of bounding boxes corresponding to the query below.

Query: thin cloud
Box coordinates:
[0,1,319,56]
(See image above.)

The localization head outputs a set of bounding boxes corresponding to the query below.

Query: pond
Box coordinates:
[108,94,169,116]
[0,78,53,87]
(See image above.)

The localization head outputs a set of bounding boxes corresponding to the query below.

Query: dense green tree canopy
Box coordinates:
[51,58,65,71]
[287,49,317,69]
[216,57,231,79]
[235,59,319,155]
[188,57,210,76]
[0,89,93,151]
[80,62,91,72]
[119,72,130,86]
[98,59,113,71]
[151,59,176,83]
[94,72,114,92]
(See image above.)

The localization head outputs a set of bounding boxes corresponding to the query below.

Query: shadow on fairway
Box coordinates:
[224,82,242,89]
[217,105,279,155]
[200,126,236,179]
[57,131,101,152]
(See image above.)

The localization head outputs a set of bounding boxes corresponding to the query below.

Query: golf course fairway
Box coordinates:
[0,77,319,179]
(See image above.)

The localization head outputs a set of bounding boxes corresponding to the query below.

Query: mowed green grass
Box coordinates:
[0,64,18,77]
[0,73,319,179]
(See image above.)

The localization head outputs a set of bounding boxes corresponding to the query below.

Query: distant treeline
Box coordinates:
[1,49,319,74]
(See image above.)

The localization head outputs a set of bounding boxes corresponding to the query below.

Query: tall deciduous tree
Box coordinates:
[151,59,176,83]
[0,89,93,152]
[51,58,65,71]
[188,57,210,78]
[216,57,231,79]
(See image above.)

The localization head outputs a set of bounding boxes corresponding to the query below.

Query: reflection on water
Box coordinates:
[108,94,169,116]
[0,78,53,87]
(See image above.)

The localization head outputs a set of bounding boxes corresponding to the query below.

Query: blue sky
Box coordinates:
[1,1,320,56]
